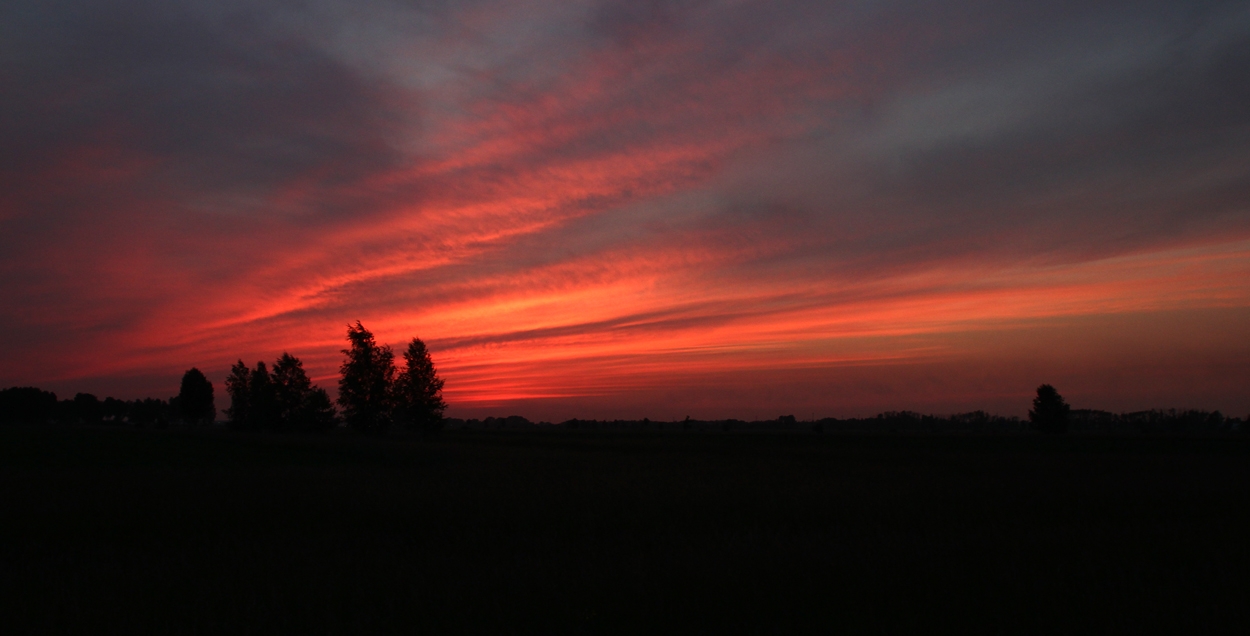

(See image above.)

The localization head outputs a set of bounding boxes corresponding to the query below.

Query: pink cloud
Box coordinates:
[2,0,1248,419]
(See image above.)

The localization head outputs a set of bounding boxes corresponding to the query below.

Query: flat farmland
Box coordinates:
[2,426,1248,633]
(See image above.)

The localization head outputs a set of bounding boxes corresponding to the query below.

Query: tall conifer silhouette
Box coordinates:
[337,322,395,433]
[394,337,447,438]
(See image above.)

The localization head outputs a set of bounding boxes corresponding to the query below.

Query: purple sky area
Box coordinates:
[2,0,1248,420]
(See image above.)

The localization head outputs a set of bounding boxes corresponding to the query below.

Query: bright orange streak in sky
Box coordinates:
[3,1,1249,420]
[435,240,1247,394]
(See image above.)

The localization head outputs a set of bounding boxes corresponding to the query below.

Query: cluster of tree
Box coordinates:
[225,353,337,432]
[335,322,446,436]
[0,368,215,427]
[0,323,447,436]
[219,323,447,436]
[0,387,58,424]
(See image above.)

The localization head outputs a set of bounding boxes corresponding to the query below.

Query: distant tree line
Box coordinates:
[445,409,1245,434]
[442,387,1244,435]
[0,367,215,427]
[2,363,1242,437]
[1066,408,1237,433]
[1024,384,1240,434]
[445,412,1034,433]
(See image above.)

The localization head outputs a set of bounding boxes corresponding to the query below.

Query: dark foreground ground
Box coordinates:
[2,427,1249,634]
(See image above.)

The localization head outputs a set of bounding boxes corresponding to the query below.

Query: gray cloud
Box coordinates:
[1,0,1248,413]
[0,0,416,223]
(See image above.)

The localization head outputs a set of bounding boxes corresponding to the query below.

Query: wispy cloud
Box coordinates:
[1,0,1247,417]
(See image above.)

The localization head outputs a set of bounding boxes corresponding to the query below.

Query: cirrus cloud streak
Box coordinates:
[1,0,1248,417]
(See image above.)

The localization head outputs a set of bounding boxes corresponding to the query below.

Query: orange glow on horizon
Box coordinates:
[5,1,1249,420]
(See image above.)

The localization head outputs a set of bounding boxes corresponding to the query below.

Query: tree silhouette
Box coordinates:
[249,361,279,430]
[394,337,447,438]
[102,397,129,424]
[338,322,395,434]
[0,387,59,424]
[272,352,338,432]
[71,392,103,425]
[303,386,339,432]
[129,398,171,429]
[227,355,337,432]
[1029,384,1070,435]
[177,368,216,426]
[271,353,309,432]
[225,360,253,430]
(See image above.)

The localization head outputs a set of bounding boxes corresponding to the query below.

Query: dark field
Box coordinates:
[2,427,1249,634]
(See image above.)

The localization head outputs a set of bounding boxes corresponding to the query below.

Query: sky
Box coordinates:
[2,0,1248,420]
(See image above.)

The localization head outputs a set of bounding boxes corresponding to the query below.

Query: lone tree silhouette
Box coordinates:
[1029,384,1070,434]
[177,368,216,426]
[394,337,447,438]
[338,321,395,434]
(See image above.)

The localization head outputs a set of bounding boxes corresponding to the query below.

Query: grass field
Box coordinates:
[2,426,1249,633]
